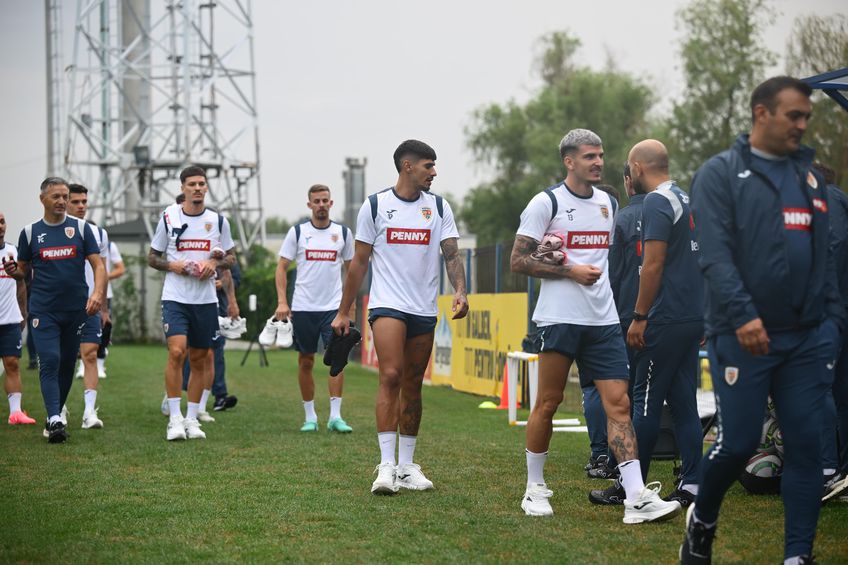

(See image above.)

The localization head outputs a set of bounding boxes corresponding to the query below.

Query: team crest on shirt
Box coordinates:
[600,205,609,219]
[32,318,39,328]
[724,366,739,386]
[65,227,75,238]
[204,222,213,232]
[420,207,433,221]
[807,171,818,189]
[163,323,169,333]
[331,234,339,243]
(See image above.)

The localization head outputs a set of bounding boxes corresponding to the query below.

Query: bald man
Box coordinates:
[593,140,705,508]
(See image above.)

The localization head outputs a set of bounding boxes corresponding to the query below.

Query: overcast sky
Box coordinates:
[0,0,843,240]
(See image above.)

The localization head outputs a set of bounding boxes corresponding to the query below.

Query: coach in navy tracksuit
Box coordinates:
[679,77,844,564]
[625,140,704,508]
[3,177,105,443]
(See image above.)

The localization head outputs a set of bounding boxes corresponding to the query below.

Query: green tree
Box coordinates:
[462,32,654,245]
[236,244,295,336]
[666,0,775,183]
[786,14,848,187]
[264,215,291,234]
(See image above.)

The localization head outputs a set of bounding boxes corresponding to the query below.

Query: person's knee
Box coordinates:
[298,354,315,371]
[379,366,403,389]
[3,356,19,373]
[602,386,631,419]
[536,390,564,417]
[80,346,97,363]
[168,343,187,364]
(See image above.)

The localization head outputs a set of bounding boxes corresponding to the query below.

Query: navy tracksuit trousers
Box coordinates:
[30,310,87,418]
[697,320,838,558]
[632,320,704,485]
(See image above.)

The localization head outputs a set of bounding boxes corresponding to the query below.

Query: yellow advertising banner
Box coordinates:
[432,292,528,397]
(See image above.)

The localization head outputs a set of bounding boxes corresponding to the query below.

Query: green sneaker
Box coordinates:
[300,421,319,432]
[327,418,353,433]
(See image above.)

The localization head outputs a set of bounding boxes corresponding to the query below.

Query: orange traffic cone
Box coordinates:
[497,361,510,410]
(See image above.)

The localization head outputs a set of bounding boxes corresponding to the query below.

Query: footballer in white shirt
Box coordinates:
[0,212,36,425]
[274,184,355,433]
[148,166,236,441]
[511,129,680,524]
[331,140,469,495]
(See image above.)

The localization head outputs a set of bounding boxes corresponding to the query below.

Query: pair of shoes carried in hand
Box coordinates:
[258,317,293,348]
[323,326,361,377]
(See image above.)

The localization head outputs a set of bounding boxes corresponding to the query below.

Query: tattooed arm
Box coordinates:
[440,237,469,320]
[147,248,186,275]
[510,235,601,285]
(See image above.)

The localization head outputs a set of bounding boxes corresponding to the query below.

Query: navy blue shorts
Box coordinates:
[0,323,23,357]
[539,323,629,386]
[161,301,220,349]
[368,308,437,339]
[291,310,336,354]
[80,313,102,344]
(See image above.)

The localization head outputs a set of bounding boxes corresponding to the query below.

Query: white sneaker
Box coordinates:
[166,418,186,441]
[521,483,554,516]
[81,409,104,429]
[258,317,279,347]
[160,394,170,417]
[218,316,247,339]
[623,481,682,524]
[75,363,84,379]
[197,411,215,423]
[275,319,293,348]
[183,417,206,439]
[60,405,69,426]
[395,463,434,491]
[97,358,107,378]
[371,463,399,495]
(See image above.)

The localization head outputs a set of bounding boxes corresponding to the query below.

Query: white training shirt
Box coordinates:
[83,224,108,299]
[356,188,459,317]
[279,221,354,312]
[150,203,235,305]
[0,242,23,325]
[516,182,619,326]
[107,241,123,300]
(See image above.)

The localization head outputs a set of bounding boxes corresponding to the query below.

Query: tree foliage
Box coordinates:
[786,14,848,187]
[666,0,775,184]
[461,32,654,245]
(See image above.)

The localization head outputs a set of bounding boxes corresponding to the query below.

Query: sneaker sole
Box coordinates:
[521,501,553,516]
[623,502,682,524]
[371,484,399,495]
[48,432,69,444]
[396,482,433,491]
[81,421,104,429]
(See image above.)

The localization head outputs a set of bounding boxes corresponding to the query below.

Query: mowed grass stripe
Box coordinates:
[1,344,846,563]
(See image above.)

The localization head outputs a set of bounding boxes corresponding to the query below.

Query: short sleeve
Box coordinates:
[516,192,553,242]
[17,230,31,261]
[439,199,460,241]
[150,216,169,252]
[219,217,235,251]
[110,242,123,265]
[642,193,674,243]
[279,227,297,260]
[355,200,377,245]
[99,228,110,256]
[83,223,100,256]
[341,227,354,260]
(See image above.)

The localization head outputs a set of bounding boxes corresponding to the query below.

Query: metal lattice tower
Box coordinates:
[61,0,263,247]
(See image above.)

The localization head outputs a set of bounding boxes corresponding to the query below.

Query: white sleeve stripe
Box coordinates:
[655,189,683,224]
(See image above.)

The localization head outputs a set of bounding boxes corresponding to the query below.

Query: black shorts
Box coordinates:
[539,322,629,387]
[368,308,437,339]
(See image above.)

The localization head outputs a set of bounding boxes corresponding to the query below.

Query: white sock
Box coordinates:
[8,392,22,413]
[329,397,342,420]
[303,400,317,422]
[96,357,105,373]
[681,483,699,496]
[186,401,200,420]
[526,449,548,487]
[398,434,417,466]
[199,389,211,412]
[784,557,804,565]
[83,389,97,413]
[618,460,645,500]
[168,397,183,422]
[378,432,397,465]
[48,414,62,424]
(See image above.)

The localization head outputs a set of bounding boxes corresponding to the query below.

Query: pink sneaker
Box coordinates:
[8,410,36,425]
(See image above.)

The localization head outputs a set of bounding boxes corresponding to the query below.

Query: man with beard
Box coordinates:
[273,184,355,432]
[512,129,680,524]
[680,76,843,564]
[331,139,469,494]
